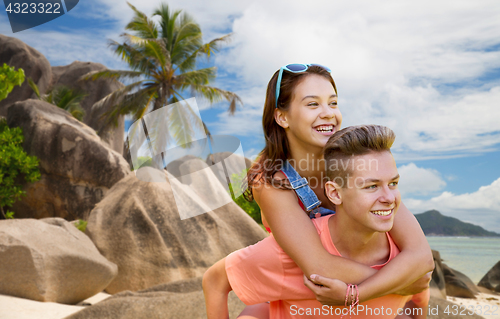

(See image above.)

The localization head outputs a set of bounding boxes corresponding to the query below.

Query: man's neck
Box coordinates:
[328,211,390,266]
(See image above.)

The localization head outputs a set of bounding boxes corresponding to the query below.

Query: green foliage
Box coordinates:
[0,63,25,102]
[28,79,87,121]
[229,168,261,224]
[74,219,88,232]
[132,155,153,170]
[0,118,41,219]
[5,210,15,219]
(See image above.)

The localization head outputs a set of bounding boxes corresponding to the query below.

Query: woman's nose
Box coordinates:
[319,104,335,118]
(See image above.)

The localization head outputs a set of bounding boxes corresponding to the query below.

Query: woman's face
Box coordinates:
[276,74,342,153]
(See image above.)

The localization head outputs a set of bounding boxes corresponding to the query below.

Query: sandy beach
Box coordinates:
[0,292,111,319]
[1,290,499,319]
[446,292,500,319]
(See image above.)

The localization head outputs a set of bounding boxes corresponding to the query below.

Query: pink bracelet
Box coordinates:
[342,284,359,319]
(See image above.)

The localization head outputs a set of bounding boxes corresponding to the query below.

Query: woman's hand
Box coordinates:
[303,274,348,306]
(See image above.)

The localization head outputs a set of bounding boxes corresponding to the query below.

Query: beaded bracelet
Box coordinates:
[341,284,359,319]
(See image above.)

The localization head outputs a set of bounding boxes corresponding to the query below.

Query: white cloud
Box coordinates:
[215,0,500,159]
[208,85,267,137]
[398,163,446,196]
[405,177,500,233]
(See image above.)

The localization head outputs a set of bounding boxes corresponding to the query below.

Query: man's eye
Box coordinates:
[390,181,399,187]
[365,185,377,189]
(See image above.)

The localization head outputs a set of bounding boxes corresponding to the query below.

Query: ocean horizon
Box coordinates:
[426,236,500,284]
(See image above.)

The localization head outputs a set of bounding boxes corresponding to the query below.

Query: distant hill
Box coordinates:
[415,210,500,237]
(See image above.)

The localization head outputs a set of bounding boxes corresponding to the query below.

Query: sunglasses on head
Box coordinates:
[275,63,332,109]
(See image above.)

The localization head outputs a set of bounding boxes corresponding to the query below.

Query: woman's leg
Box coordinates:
[237,303,270,319]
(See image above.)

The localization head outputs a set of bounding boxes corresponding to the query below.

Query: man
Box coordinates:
[203,125,429,318]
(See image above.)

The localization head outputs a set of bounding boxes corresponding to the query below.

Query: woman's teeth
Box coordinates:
[315,125,333,132]
[371,210,392,216]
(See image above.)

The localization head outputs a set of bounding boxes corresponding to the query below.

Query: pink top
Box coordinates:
[226,214,428,318]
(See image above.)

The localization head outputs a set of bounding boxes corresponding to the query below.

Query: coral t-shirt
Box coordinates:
[226,214,426,318]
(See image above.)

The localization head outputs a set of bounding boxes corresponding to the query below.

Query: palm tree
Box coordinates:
[83,2,242,147]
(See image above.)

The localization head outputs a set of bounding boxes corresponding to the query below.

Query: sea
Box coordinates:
[426,236,500,284]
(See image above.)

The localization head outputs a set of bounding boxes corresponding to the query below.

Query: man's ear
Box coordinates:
[325,180,342,206]
[274,108,289,128]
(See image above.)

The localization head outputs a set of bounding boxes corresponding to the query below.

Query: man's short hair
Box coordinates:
[324,125,396,187]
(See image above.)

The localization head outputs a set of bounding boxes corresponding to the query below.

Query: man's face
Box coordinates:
[332,151,401,234]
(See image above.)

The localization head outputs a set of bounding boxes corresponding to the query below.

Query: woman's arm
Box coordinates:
[255,178,433,301]
[253,176,377,283]
[357,202,434,301]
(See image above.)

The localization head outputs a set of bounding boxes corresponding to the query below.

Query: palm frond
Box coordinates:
[27,77,41,98]
[175,34,232,72]
[189,84,243,115]
[96,85,157,133]
[91,80,146,112]
[52,86,87,111]
[168,99,196,147]
[109,40,158,74]
[199,33,232,57]
[174,67,216,87]
[153,3,182,51]
[79,69,144,84]
[125,2,158,40]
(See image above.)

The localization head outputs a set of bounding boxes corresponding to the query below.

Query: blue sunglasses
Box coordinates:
[275,63,333,108]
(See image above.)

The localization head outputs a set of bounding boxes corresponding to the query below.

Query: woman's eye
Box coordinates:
[307,102,319,106]
[329,101,338,106]
[365,185,377,189]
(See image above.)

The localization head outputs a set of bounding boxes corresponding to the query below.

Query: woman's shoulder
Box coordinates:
[252,170,288,198]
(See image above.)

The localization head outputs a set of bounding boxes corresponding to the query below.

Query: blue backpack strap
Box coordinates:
[280,160,321,212]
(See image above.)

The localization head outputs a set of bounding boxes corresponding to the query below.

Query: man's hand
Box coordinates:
[393,271,432,296]
[303,274,348,306]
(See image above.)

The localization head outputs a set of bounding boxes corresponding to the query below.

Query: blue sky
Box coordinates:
[1,0,500,232]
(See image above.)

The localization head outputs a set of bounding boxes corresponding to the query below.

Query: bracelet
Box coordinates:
[342,284,359,319]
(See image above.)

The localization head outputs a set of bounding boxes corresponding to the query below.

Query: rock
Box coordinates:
[51,61,125,154]
[85,166,267,294]
[62,277,245,319]
[478,260,500,292]
[0,218,117,304]
[442,263,479,299]
[6,99,131,220]
[165,155,200,178]
[430,250,447,299]
[430,251,481,300]
[206,152,251,190]
[0,35,52,117]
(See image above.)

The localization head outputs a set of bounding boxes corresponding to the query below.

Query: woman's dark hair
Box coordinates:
[244,65,337,201]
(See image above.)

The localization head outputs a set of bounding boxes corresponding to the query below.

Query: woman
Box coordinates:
[205,64,434,318]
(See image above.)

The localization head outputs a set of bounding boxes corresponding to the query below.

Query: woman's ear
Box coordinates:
[274,108,289,128]
[325,181,342,206]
